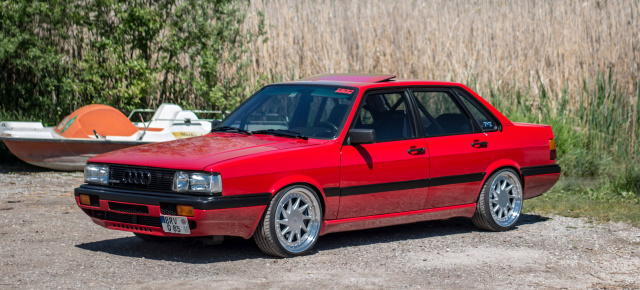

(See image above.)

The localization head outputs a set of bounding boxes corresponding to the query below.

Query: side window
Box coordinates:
[455,89,499,131]
[353,92,415,142]
[412,91,473,136]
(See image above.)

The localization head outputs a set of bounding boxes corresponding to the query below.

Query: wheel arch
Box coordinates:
[266,175,328,219]
[248,175,331,239]
[477,159,524,202]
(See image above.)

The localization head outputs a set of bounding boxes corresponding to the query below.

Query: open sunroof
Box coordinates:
[301,74,396,83]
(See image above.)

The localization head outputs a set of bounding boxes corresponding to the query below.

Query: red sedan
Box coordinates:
[75,74,560,257]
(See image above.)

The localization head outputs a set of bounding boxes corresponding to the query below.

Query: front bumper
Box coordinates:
[74,184,270,239]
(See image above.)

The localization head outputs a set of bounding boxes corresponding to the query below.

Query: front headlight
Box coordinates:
[84,164,109,185]
[172,171,222,195]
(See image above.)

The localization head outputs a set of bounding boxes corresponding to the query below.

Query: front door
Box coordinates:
[338,91,429,219]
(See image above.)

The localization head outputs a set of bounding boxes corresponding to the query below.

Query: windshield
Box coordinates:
[220,85,358,139]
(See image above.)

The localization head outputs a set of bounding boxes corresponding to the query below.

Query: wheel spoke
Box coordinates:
[292,198,301,210]
[280,226,290,236]
[299,203,309,211]
[505,184,513,193]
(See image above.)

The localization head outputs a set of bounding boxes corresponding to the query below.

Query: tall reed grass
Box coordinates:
[241,0,640,184]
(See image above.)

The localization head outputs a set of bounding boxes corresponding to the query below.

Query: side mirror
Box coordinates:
[349,129,375,145]
[210,120,222,131]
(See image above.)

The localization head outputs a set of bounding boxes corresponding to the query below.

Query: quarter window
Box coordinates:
[412,91,473,136]
[455,89,499,131]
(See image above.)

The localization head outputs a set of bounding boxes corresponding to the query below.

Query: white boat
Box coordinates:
[0,103,226,171]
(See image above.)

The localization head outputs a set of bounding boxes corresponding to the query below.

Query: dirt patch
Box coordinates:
[0,171,639,289]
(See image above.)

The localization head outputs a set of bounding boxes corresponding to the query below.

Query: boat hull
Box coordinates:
[1,137,149,171]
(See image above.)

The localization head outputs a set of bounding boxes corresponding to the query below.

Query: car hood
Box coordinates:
[88,133,322,170]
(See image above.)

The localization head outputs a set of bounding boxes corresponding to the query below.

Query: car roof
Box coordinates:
[275,74,464,89]
[272,73,513,127]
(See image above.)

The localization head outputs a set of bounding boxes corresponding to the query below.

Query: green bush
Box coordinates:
[0,0,261,126]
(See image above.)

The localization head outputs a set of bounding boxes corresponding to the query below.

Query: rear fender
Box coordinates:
[476,159,523,200]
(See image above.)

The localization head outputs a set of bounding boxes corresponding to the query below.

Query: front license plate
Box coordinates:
[160,215,191,235]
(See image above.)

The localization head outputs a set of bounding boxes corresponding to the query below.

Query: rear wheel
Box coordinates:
[254,185,323,257]
[472,169,523,231]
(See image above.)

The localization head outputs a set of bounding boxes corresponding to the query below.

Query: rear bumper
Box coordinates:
[521,164,561,199]
[74,185,269,239]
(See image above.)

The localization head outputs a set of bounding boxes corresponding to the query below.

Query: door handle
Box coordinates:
[407,147,426,155]
[471,141,488,148]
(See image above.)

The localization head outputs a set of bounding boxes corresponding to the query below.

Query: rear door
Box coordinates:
[338,90,429,219]
[410,88,492,209]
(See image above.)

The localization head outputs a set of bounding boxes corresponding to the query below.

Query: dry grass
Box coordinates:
[242,0,639,101]
[238,0,640,173]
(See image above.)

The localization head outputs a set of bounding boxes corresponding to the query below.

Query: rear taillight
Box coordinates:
[549,139,557,160]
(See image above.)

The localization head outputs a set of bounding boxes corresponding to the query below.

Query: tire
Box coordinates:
[472,168,523,231]
[254,185,323,258]
[134,232,168,242]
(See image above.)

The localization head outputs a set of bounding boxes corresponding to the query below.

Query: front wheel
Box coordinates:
[254,185,323,257]
[472,169,523,231]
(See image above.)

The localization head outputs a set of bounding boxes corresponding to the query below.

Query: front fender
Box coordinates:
[267,174,338,220]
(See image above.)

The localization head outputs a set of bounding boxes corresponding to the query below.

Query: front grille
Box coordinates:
[89,195,100,207]
[104,212,162,228]
[109,202,149,214]
[160,203,178,215]
[108,165,175,192]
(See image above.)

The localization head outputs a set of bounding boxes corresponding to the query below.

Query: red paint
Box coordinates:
[322,204,476,235]
[524,173,561,199]
[77,77,560,239]
[425,133,491,208]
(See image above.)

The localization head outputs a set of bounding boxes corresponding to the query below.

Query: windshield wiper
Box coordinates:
[212,126,253,135]
[253,129,308,140]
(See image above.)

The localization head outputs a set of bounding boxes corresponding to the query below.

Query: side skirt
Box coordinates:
[320,204,476,236]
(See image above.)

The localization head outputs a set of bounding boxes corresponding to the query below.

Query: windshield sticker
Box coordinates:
[335,88,354,94]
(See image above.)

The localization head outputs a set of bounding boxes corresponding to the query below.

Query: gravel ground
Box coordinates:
[1,170,639,289]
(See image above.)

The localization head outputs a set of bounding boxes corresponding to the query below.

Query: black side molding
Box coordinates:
[340,179,430,197]
[337,172,486,197]
[430,173,486,187]
[323,187,341,197]
[521,164,562,177]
